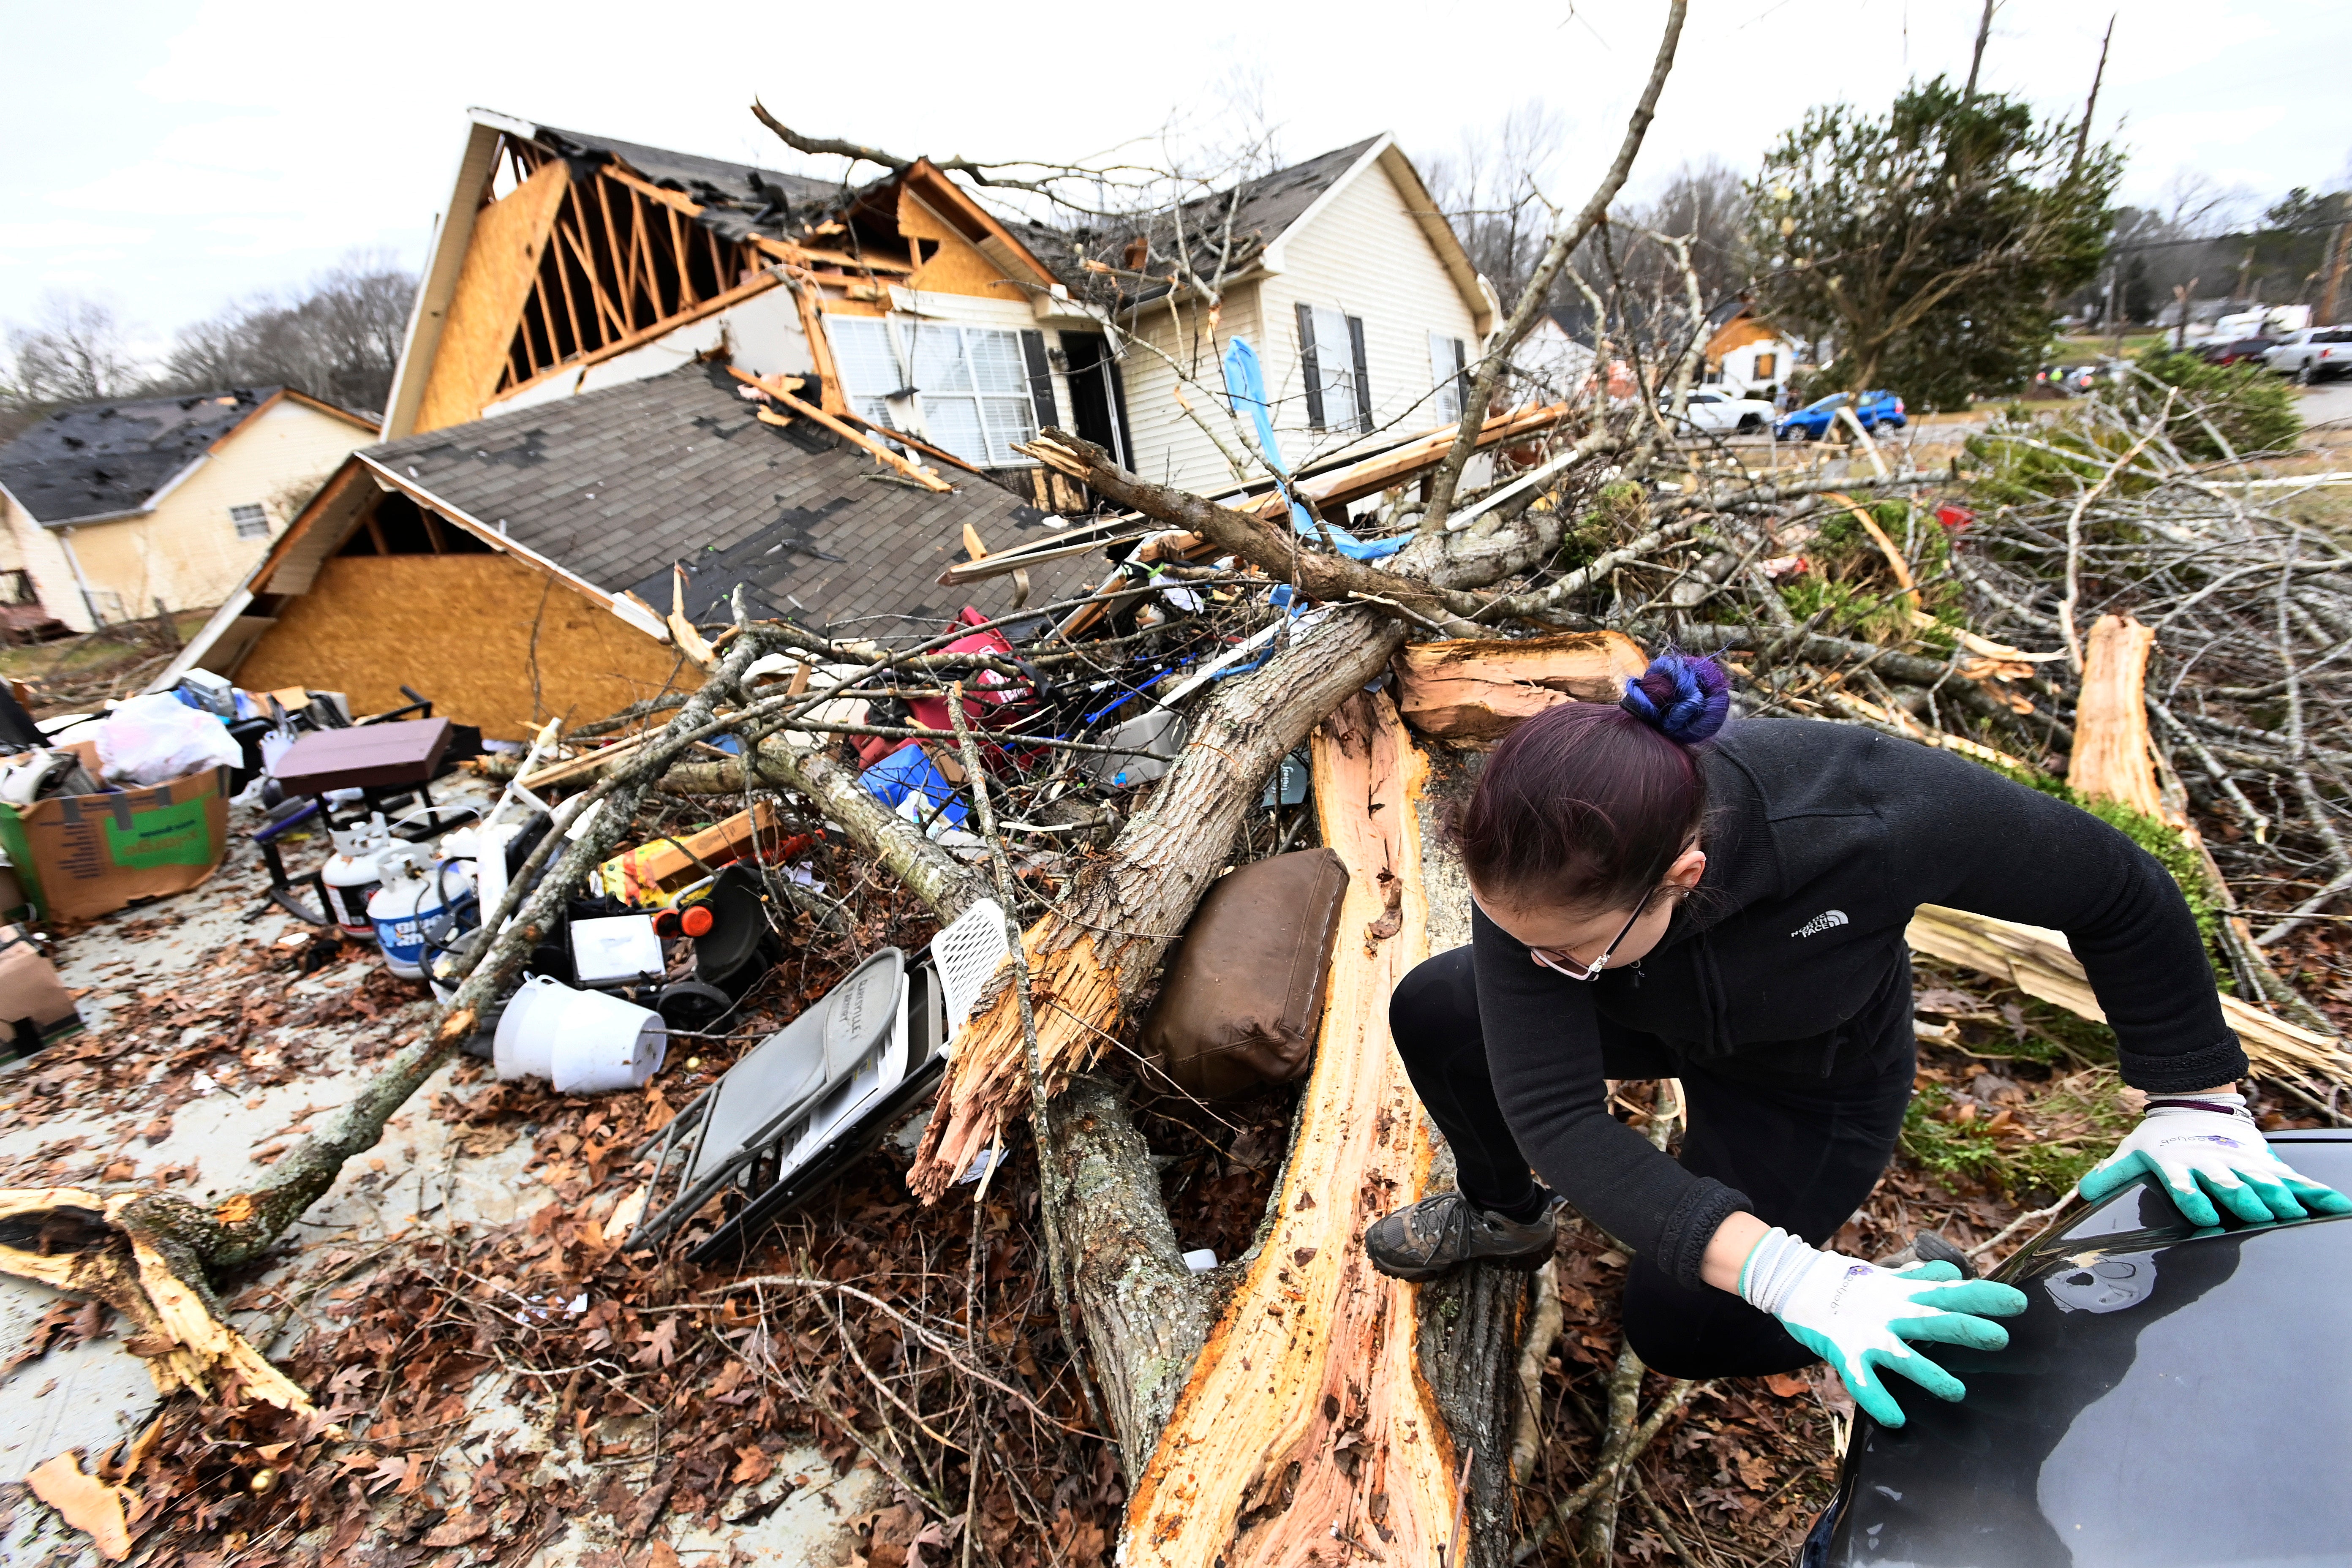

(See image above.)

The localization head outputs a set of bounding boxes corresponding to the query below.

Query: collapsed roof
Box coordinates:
[353,362,1090,635]
[527,121,852,246]
[0,387,284,525]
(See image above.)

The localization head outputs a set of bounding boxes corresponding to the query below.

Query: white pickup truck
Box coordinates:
[2263,327,2352,383]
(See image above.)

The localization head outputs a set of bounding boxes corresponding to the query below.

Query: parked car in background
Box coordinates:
[1775,389,1906,441]
[1802,1132,2352,1567]
[2198,335,2276,367]
[2036,361,2123,396]
[2264,326,2352,383]
[1661,387,1777,435]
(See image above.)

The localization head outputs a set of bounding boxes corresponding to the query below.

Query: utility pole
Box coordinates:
[2173,278,2200,353]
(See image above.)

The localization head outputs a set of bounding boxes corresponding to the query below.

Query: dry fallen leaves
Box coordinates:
[27,1451,134,1560]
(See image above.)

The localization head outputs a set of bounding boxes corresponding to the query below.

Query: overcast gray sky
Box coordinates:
[3,0,2346,354]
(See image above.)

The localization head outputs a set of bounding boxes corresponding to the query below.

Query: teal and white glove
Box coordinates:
[2078,1093,2352,1226]
[1738,1226,2028,1428]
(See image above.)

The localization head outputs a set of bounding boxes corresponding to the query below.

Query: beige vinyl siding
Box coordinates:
[1253,156,1484,473]
[1113,283,1265,496]
[1,492,87,631]
[29,398,376,629]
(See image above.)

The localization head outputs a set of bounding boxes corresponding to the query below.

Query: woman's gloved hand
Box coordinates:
[1738,1226,2028,1428]
[2079,1094,2352,1226]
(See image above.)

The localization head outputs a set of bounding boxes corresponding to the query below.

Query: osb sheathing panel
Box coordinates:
[898,192,1024,302]
[236,553,683,739]
[414,161,570,434]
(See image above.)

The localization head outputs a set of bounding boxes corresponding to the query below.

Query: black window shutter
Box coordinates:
[1347,315,1372,433]
[1105,354,1136,470]
[1019,329,1056,433]
[1452,338,1470,422]
[1296,302,1325,430]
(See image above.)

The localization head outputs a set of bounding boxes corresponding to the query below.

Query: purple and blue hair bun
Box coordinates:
[1619,650,1731,743]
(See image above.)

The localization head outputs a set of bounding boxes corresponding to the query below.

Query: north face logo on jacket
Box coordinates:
[1791,909,1849,939]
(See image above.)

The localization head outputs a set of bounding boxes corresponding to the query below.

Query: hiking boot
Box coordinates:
[1364,1191,1560,1282]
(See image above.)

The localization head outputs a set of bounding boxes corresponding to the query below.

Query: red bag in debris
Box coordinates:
[905,607,1032,736]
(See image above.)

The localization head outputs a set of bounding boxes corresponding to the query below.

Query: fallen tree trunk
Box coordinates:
[732,736,988,922]
[1394,630,1649,741]
[1123,689,1489,1565]
[1042,1077,1216,1478]
[909,606,1409,1200]
[1411,743,1529,1567]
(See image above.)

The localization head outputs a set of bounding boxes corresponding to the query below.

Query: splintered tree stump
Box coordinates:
[1122,689,1468,1565]
[2066,613,2167,821]
[910,609,1407,1200]
[1393,630,1649,741]
[1906,904,2349,1081]
[1410,742,1525,1566]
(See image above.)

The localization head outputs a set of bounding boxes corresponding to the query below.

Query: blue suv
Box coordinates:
[1776,389,1907,441]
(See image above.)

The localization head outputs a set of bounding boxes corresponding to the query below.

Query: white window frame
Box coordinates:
[823,313,1038,469]
[229,503,270,539]
[1429,331,1467,425]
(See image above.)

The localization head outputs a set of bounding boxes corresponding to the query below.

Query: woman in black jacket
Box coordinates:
[1364,652,2349,1426]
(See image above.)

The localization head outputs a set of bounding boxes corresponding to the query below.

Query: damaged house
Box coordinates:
[0,388,378,632]
[1073,133,1495,493]
[157,110,1493,733]
[156,364,1092,737]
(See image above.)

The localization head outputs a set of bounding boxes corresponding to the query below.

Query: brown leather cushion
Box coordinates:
[1141,848,1348,1101]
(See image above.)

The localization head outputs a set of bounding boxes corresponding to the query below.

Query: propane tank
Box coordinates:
[321,813,392,940]
[368,849,472,980]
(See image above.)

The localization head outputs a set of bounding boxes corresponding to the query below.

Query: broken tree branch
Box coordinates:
[1023,431,1498,637]
[1419,0,1688,534]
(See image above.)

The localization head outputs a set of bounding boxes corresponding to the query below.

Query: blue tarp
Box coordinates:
[858,744,968,830]
[1220,338,1405,563]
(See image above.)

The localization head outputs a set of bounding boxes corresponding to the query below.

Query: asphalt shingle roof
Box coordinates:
[0,387,282,525]
[364,365,1097,639]
[1107,137,1382,305]
[531,121,864,245]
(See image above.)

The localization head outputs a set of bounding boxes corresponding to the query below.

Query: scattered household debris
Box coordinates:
[9,79,2352,1568]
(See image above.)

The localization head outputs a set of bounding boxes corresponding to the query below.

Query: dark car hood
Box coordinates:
[1810,1132,2352,1568]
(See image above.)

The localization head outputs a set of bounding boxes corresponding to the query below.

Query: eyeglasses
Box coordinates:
[1474,893,1650,983]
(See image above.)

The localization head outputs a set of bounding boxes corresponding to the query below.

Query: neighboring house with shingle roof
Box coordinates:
[379,111,1492,507]
[157,365,1092,739]
[0,387,377,632]
[1081,133,1495,495]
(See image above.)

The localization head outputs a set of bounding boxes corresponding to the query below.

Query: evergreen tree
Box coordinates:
[1748,78,2119,411]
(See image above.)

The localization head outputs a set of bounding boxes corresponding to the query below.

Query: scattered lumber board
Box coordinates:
[1392,630,1650,740]
[1906,904,2351,1083]
[1122,689,1464,1565]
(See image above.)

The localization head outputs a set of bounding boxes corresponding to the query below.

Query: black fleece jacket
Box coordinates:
[1472,718,2245,1289]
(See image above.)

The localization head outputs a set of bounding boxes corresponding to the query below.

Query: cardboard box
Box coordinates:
[0,923,81,1059]
[0,756,231,922]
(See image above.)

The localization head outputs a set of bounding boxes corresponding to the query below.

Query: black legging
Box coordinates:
[1388,945,1917,1378]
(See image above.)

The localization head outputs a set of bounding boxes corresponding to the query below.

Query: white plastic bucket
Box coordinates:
[492,975,569,1082]
[548,987,667,1094]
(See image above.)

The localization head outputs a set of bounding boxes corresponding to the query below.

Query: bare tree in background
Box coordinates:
[1,294,141,429]
[1423,101,1573,309]
[2162,167,2257,239]
[156,251,414,418]
[1628,158,1754,305]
